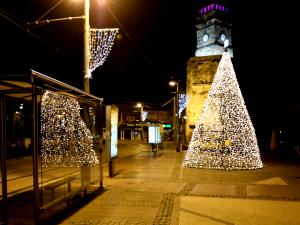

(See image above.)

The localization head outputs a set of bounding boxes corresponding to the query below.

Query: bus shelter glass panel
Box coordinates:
[148,125,162,144]
[0,98,3,224]
[5,98,34,223]
[0,156,3,225]
[38,90,102,219]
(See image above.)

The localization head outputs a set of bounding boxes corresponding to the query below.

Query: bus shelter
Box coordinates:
[0,69,104,224]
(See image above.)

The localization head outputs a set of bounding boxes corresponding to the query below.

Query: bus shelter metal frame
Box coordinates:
[0,69,104,224]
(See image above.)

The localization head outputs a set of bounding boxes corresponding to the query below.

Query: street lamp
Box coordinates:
[135,102,145,141]
[169,80,180,152]
[25,0,95,93]
[136,102,143,122]
[27,0,117,94]
[83,0,118,93]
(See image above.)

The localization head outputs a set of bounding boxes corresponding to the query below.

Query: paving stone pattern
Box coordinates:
[153,193,175,225]
[57,141,300,225]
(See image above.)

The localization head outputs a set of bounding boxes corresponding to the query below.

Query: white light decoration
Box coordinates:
[224,39,229,49]
[87,28,119,78]
[183,52,263,170]
[41,90,99,167]
[142,111,148,122]
[179,93,189,117]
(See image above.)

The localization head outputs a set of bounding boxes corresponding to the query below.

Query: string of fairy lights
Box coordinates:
[40,27,118,165]
[183,52,263,170]
[179,93,189,117]
[41,90,99,167]
[88,28,119,78]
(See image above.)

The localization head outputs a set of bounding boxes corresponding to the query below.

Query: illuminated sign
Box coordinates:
[110,106,118,158]
[106,105,118,159]
[163,124,172,129]
[148,125,161,144]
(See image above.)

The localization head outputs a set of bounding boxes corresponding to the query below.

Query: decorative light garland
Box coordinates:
[41,90,99,167]
[87,28,119,78]
[142,111,148,122]
[183,52,263,170]
[179,93,189,117]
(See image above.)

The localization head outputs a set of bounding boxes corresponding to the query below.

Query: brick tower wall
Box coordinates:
[185,55,221,142]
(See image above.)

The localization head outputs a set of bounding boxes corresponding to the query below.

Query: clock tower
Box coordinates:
[195,2,233,57]
[185,0,234,143]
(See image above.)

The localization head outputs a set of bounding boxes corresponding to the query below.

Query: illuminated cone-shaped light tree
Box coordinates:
[183,52,263,170]
[41,90,99,167]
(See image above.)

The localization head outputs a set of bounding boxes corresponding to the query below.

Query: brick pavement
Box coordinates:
[55,141,300,225]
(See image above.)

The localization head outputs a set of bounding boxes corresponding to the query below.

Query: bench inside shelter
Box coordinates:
[40,175,77,210]
[42,176,76,200]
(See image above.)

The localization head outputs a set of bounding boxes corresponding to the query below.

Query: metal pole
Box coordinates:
[82,0,91,195]
[83,0,90,93]
[140,105,144,141]
[32,77,40,224]
[176,83,180,152]
[173,96,176,144]
[140,105,144,121]
[0,95,8,225]
[98,100,103,189]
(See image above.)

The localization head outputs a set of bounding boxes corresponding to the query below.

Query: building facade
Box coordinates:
[116,103,173,141]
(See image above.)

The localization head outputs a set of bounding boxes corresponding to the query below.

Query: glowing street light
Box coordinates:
[136,103,144,121]
[27,0,117,93]
[169,81,177,87]
[83,0,118,92]
[25,0,98,93]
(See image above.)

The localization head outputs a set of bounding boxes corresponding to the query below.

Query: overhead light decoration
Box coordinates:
[179,93,189,117]
[183,52,263,170]
[41,90,99,167]
[87,28,119,78]
[142,111,148,122]
[224,39,229,49]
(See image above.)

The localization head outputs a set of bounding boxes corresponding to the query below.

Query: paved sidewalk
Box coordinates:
[56,141,300,225]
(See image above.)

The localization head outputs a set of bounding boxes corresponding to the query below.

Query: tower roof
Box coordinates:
[199,3,230,16]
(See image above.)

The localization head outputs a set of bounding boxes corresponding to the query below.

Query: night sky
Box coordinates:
[0,0,299,142]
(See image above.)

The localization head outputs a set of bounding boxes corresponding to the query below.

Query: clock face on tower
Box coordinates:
[220,33,226,42]
[202,33,209,42]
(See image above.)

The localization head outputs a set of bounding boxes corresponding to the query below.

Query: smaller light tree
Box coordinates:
[41,90,99,167]
[183,52,263,170]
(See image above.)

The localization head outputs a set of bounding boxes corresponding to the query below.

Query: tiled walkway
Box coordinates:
[56,141,300,225]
